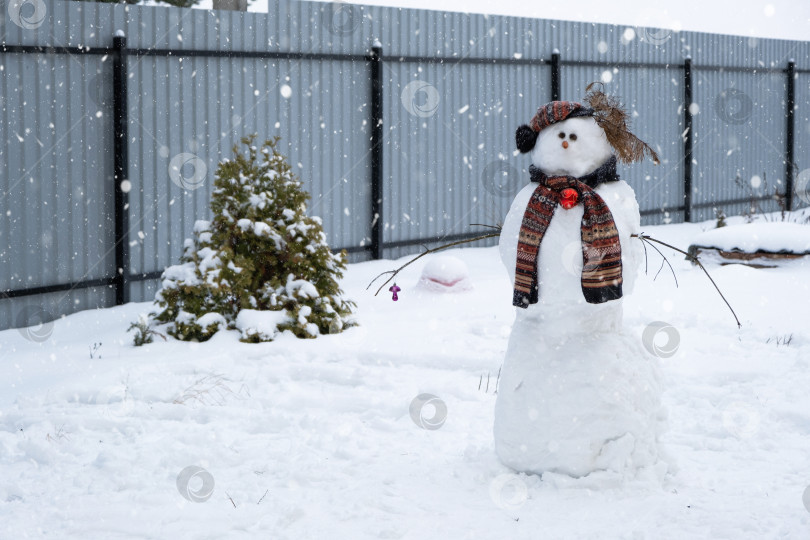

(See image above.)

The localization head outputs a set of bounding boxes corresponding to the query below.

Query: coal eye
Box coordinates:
[570,133,577,141]
[558,132,565,139]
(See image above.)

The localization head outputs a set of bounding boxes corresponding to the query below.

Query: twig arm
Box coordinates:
[632,233,741,328]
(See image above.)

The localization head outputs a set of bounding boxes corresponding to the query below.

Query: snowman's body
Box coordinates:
[494,115,663,477]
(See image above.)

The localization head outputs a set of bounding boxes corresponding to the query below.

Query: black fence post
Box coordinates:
[113,32,130,304]
[785,59,796,211]
[551,49,560,101]
[370,40,384,260]
[683,56,693,222]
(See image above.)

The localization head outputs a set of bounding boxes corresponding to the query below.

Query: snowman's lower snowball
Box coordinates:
[416,255,473,293]
[495,177,665,478]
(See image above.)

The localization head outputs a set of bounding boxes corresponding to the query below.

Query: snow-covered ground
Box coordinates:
[2,217,810,539]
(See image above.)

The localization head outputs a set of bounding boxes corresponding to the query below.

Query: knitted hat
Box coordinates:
[515,101,594,153]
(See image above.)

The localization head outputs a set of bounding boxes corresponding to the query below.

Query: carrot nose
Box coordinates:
[562,141,569,149]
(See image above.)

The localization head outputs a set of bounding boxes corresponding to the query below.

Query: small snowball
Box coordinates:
[416,255,473,293]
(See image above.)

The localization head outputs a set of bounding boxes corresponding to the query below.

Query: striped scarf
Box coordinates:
[513,163,623,308]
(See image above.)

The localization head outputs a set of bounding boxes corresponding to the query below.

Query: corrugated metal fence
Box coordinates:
[1,0,809,331]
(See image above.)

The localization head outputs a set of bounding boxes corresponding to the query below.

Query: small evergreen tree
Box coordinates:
[149,135,355,343]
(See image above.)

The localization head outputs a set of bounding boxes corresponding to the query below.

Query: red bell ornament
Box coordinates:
[560,188,579,210]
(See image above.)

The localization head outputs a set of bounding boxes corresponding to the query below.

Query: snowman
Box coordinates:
[494,86,665,477]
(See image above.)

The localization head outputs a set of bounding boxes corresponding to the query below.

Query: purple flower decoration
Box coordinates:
[389,283,401,301]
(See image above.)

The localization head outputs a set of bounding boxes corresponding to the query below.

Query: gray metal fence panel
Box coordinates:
[2,0,810,330]
[691,68,787,222]
[0,45,115,329]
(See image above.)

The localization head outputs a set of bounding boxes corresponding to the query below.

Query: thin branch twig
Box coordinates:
[469,223,503,230]
[632,233,741,328]
[640,232,649,275]
[637,234,678,286]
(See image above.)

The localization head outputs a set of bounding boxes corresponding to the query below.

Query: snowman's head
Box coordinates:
[515,100,612,178]
[531,116,612,178]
